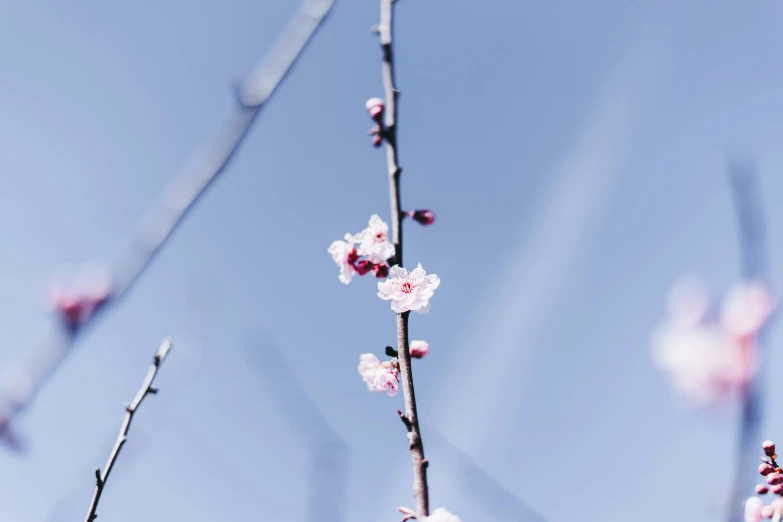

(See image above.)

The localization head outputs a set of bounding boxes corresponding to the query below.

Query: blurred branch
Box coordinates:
[0,0,336,447]
[244,332,348,522]
[83,338,172,522]
[726,158,773,522]
[428,430,549,522]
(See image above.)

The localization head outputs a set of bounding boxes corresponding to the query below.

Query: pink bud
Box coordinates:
[372,134,382,147]
[365,97,385,122]
[408,210,435,226]
[772,484,783,494]
[373,263,389,279]
[766,473,782,486]
[758,485,771,494]
[760,464,775,476]
[347,248,360,265]
[764,441,777,457]
[410,340,429,359]
[355,260,374,276]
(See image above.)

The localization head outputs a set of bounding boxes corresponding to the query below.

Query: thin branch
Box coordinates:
[83,338,172,522]
[726,158,773,522]
[0,0,336,446]
[376,0,429,515]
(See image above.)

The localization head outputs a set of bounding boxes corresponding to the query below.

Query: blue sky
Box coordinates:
[1,0,783,521]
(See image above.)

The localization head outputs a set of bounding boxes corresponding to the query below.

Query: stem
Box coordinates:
[83,338,172,522]
[377,0,430,515]
[396,312,429,517]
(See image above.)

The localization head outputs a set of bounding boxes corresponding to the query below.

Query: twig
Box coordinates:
[726,158,773,522]
[0,0,336,445]
[375,0,430,515]
[83,338,172,522]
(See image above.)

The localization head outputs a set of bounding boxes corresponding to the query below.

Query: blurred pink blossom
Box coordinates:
[721,282,774,339]
[652,276,773,406]
[746,496,764,522]
[327,233,358,285]
[410,340,429,359]
[356,214,395,264]
[378,264,440,314]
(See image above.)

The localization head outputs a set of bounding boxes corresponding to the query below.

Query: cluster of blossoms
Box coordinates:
[745,441,783,520]
[651,277,774,405]
[328,214,396,285]
[358,341,430,397]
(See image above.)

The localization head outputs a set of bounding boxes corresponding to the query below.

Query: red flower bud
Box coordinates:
[764,440,777,457]
[365,97,385,122]
[761,463,775,476]
[355,259,374,276]
[373,263,389,278]
[408,209,435,226]
[757,485,770,494]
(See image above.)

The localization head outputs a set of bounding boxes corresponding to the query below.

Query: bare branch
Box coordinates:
[0,0,337,445]
[83,338,172,522]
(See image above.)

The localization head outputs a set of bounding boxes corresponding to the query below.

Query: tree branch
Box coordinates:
[376,2,429,513]
[0,0,337,446]
[83,337,172,522]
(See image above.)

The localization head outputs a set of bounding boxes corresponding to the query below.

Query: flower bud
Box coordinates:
[365,97,385,122]
[766,473,782,485]
[408,209,435,226]
[772,484,783,495]
[764,441,777,457]
[760,464,775,476]
[757,485,771,494]
[355,259,374,276]
[410,340,429,359]
[373,263,389,278]
[372,134,382,147]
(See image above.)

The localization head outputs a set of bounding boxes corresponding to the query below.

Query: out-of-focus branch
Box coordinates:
[0,0,336,447]
[726,158,773,522]
[83,338,172,522]
[244,332,348,522]
[373,0,430,516]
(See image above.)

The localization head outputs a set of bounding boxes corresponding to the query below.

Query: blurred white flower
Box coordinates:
[328,233,358,285]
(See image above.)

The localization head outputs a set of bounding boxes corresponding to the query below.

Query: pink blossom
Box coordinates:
[377,264,440,314]
[372,367,398,396]
[356,215,396,264]
[410,340,429,359]
[425,508,462,522]
[761,463,775,476]
[721,282,774,338]
[357,353,398,396]
[746,496,764,522]
[328,233,358,285]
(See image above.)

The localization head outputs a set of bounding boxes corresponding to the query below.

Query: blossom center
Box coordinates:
[400,280,415,294]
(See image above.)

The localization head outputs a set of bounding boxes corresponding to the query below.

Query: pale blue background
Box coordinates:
[0,0,782,521]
